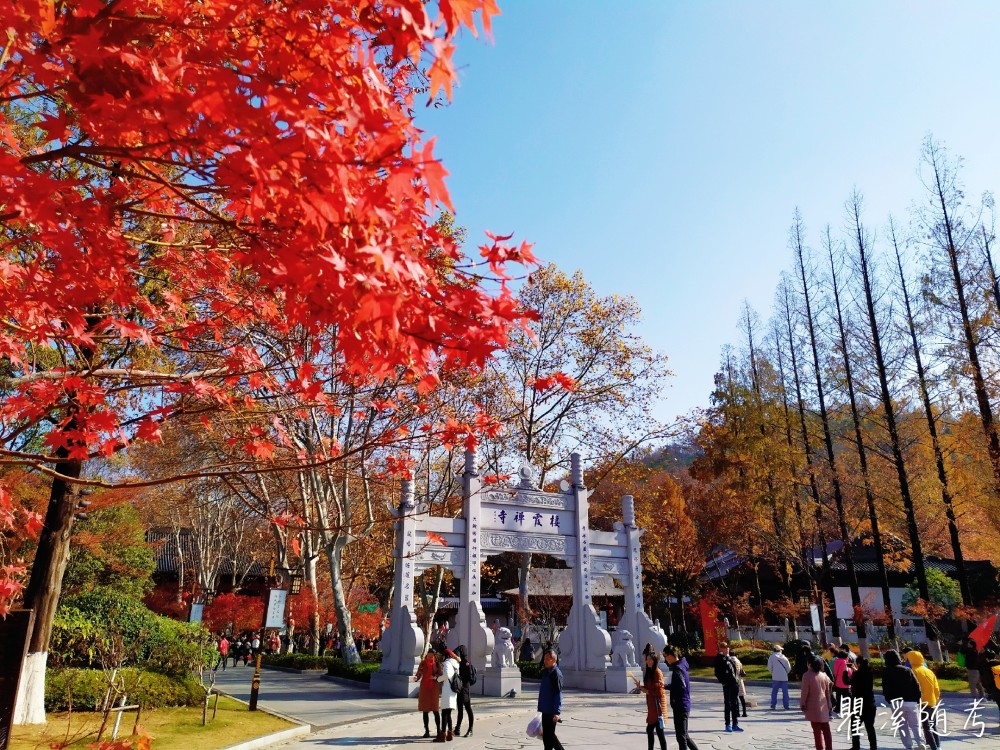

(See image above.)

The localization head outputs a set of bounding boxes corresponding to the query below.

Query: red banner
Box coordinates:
[700,599,726,656]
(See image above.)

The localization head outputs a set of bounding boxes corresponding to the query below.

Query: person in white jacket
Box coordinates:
[436,649,460,742]
[768,644,793,710]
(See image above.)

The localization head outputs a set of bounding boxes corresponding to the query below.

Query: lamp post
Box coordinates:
[249,554,278,711]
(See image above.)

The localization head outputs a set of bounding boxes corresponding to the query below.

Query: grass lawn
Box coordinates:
[688,665,969,693]
[8,695,294,750]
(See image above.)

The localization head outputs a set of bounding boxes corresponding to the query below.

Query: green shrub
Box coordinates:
[517,660,542,679]
[326,658,380,682]
[668,631,702,652]
[45,668,203,712]
[360,650,383,663]
[144,616,213,676]
[782,639,813,665]
[732,649,770,665]
[931,661,965,680]
[49,606,103,670]
[51,588,213,674]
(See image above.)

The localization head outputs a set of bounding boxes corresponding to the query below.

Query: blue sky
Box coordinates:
[416,1,1000,424]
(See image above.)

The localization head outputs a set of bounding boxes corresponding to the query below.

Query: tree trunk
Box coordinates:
[850,193,934,646]
[305,554,321,656]
[518,552,532,617]
[175,529,186,604]
[417,566,445,657]
[892,228,971,607]
[924,140,1000,491]
[794,225,860,636]
[772,320,807,552]
[15,450,82,724]
[780,275,829,645]
[327,541,361,665]
[827,231,892,638]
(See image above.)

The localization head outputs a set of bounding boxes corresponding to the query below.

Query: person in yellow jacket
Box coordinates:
[904,650,940,750]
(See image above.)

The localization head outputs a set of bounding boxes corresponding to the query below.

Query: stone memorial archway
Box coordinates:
[371,450,665,697]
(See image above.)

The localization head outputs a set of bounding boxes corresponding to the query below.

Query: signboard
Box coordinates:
[265,589,288,628]
[810,603,821,633]
[188,603,203,623]
[0,609,35,750]
[481,489,575,535]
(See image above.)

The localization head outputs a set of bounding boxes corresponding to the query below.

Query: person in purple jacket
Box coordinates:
[663,645,700,750]
[537,648,565,750]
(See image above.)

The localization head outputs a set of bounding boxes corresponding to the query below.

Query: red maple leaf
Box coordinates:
[425,531,448,546]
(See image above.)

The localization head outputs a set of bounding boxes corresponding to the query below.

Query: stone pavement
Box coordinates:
[213,667,1000,749]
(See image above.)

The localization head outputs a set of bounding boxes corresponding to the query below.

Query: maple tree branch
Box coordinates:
[3,366,228,387]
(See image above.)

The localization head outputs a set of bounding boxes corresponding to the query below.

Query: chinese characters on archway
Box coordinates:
[491,509,562,529]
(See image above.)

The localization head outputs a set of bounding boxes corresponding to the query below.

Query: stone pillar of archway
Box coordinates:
[448,450,503,695]
[558,453,611,690]
[371,480,425,697]
[616,494,667,675]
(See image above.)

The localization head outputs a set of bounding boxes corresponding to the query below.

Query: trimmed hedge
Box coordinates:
[326,659,381,682]
[517,660,543,679]
[667,631,702,652]
[46,668,203,712]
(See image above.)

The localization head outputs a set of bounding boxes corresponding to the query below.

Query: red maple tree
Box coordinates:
[1,0,534,721]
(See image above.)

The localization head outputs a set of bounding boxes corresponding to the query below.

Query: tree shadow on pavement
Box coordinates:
[310,738,415,746]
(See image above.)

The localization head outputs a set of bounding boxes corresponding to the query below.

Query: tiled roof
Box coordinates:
[501,568,624,597]
[146,529,266,578]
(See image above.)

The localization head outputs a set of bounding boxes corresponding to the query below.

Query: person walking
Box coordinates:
[537,647,565,750]
[713,642,743,732]
[437,648,460,741]
[519,636,534,662]
[881,650,924,750]
[454,645,476,738]
[414,650,441,739]
[824,645,837,676]
[958,638,987,699]
[767,644,792,710]
[905,650,941,750]
[216,635,229,672]
[832,648,854,716]
[663,645,699,750]
[847,658,878,750]
[794,644,814,681]
[730,651,748,718]
[631,652,668,750]
[981,647,1000,732]
[801,657,834,750]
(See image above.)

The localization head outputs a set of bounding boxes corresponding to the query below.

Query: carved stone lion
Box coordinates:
[611,629,637,668]
[492,626,516,668]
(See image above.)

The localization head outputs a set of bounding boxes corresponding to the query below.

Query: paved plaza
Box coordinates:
[213,669,1000,749]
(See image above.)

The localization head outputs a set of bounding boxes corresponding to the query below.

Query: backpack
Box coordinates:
[468,663,478,686]
[450,667,463,693]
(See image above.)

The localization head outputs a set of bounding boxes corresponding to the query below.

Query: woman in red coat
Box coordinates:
[632,652,668,750]
[801,657,834,750]
[414,651,441,738]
